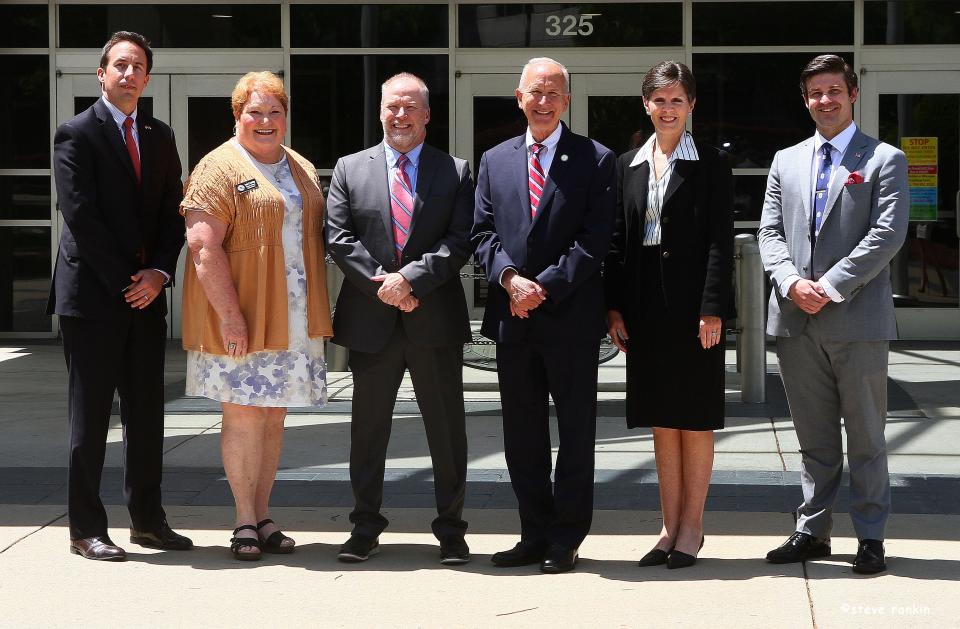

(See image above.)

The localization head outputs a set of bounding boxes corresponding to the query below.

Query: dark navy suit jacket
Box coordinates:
[48,98,184,321]
[472,123,616,343]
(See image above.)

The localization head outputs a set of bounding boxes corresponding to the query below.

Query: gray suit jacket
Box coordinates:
[325,142,474,353]
[758,127,909,341]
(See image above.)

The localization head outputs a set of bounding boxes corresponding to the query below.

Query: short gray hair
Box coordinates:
[381,72,430,107]
[518,57,570,93]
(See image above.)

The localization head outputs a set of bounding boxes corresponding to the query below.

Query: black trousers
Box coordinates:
[347,326,468,540]
[60,313,168,540]
[497,334,600,550]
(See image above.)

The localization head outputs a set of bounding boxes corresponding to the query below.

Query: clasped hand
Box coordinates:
[372,272,419,313]
[788,279,830,315]
[124,269,165,310]
[503,271,547,319]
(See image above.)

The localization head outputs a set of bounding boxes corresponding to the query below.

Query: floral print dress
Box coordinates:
[185,143,328,407]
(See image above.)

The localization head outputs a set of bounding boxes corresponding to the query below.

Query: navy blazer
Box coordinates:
[472,123,617,343]
[48,98,184,321]
[604,142,735,330]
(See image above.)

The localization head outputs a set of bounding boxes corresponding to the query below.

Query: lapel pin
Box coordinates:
[560,154,568,162]
[143,124,151,130]
[854,151,862,159]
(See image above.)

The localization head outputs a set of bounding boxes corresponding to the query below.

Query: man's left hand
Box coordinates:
[124,269,166,309]
[372,272,414,307]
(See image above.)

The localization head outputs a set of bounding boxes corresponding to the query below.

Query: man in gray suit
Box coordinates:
[758,55,908,574]
[326,73,474,565]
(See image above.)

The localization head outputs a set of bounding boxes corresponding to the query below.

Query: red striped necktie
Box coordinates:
[390,153,414,263]
[528,143,546,218]
[123,117,141,184]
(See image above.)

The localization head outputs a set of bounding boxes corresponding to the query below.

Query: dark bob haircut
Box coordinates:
[641,61,696,102]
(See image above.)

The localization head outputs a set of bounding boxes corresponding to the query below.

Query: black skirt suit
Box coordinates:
[604,141,734,430]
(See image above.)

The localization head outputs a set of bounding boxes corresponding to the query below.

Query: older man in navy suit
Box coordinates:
[472,57,616,573]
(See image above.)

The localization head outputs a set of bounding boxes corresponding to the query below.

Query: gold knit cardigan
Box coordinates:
[180,140,333,355]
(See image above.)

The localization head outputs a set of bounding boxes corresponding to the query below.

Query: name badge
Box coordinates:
[236,179,259,193]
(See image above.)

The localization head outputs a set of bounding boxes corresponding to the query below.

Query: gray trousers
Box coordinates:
[776,317,891,541]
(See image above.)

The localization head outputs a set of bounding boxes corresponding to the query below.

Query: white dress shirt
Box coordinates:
[780,121,859,303]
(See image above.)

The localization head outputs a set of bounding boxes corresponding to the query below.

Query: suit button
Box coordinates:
[662,251,670,259]
[802,265,808,271]
[662,216,670,224]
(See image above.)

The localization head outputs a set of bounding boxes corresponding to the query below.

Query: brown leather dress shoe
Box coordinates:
[70,536,127,561]
[130,522,193,550]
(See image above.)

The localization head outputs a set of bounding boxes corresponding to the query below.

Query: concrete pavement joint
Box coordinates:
[0,510,66,554]
[161,420,222,456]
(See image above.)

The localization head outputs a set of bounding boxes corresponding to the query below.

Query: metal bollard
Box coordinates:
[324,257,350,372]
[735,234,766,403]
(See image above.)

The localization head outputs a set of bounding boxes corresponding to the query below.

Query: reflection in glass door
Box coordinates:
[861,71,960,339]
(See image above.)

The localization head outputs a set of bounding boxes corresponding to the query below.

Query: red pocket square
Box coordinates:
[845,171,864,185]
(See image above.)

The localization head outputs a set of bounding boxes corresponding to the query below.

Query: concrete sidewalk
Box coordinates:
[0,340,958,627]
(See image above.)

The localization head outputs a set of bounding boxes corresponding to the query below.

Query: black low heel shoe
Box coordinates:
[667,536,704,570]
[637,547,672,567]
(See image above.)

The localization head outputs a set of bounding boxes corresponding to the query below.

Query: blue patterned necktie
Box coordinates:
[813,143,833,237]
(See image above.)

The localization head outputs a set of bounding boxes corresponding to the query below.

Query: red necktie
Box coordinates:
[390,153,414,263]
[529,143,546,218]
[123,116,141,184]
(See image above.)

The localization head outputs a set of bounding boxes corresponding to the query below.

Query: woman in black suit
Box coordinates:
[604,61,733,569]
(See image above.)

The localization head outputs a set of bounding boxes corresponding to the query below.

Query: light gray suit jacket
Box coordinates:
[758,127,909,341]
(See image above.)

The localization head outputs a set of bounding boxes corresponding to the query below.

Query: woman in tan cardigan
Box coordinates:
[181,72,332,560]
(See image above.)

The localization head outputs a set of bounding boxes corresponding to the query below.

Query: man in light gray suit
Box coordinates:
[758,55,908,574]
[326,73,474,566]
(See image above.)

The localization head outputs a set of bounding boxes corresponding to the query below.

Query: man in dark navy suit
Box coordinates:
[472,57,616,573]
[50,31,191,560]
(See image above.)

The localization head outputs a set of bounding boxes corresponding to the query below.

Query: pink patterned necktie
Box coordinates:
[528,143,546,218]
[390,153,414,263]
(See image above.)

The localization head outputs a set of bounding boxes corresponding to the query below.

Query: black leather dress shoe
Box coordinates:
[70,536,127,561]
[130,522,193,550]
[852,539,886,574]
[766,532,831,563]
[491,541,547,567]
[541,546,578,574]
[440,536,471,565]
[337,535,379,562]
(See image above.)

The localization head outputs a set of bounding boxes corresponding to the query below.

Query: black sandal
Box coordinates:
[257,518,295,554]
[231,524,262,561]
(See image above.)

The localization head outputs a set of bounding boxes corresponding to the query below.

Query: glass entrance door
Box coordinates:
[860,70,960,339]
[168,74,242,337]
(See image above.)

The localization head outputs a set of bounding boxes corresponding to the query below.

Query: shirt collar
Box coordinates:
[629,131,699,167]
[814,121,857,155]
[101,95,137,129]
[384,140,424,169]
[525,122,564,153]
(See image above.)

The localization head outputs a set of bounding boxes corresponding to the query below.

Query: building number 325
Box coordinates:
[545,13,600,37]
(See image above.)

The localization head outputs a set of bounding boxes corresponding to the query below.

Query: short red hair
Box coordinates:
[231,71,288,119]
